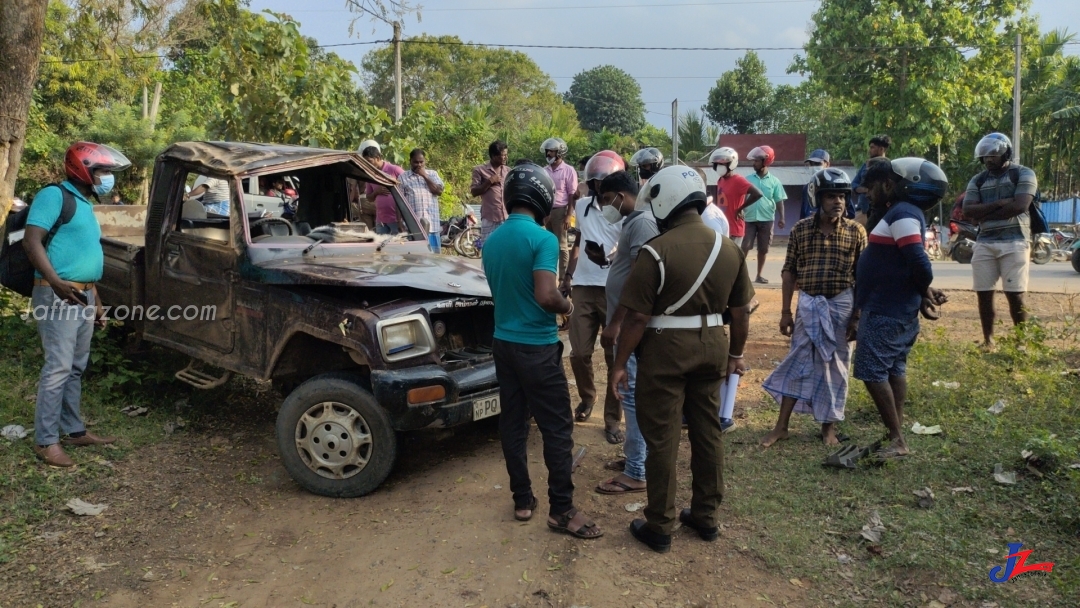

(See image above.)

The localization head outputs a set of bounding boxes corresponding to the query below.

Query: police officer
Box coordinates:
[611,166,755,553]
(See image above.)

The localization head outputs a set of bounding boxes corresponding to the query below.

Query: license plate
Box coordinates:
[473,395,501,420]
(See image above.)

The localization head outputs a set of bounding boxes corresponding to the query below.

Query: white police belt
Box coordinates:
[640,232,723,324]
[647,313,724,329]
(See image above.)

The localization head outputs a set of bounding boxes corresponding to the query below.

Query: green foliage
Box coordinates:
[704,51,776,134]
[566,65,646,136]
[677,110,719,162]
[770,80,862,159]
[798,0,1024,159]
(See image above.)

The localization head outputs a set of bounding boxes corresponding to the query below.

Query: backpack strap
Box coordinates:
[42,184,78,249]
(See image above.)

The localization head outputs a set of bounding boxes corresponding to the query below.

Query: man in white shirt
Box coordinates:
[188,175,231,216]
[560,152,625,444]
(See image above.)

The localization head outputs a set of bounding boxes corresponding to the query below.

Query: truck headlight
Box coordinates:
[376,314,435,362]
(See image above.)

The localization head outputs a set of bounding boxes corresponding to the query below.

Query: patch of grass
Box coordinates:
[729,321,1080,606]
[0,289,243,565]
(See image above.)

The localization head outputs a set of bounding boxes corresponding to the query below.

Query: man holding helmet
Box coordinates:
[24,142,132,467]
[853,158,949,460]
[743,145,787,284]
[611,166,755,553]
[562,152,626,443]
[483,162,603,539]
[760,168,866,448]
[542,138,580,278]
[709,147,763,247]
[962,133,1037,350]
[629,147,664,184]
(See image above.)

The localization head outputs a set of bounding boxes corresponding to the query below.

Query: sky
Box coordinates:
[248,0,1080,132]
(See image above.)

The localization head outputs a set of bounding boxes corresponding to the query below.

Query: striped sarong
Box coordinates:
[762,288,853,423]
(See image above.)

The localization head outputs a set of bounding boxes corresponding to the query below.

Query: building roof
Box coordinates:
[158,141,396,185]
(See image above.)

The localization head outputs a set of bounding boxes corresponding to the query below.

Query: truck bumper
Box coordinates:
[370,361,499,431]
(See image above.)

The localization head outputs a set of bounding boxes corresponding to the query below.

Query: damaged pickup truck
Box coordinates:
[96,142,498,497]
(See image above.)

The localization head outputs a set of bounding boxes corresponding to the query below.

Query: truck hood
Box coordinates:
[248,252,491,297]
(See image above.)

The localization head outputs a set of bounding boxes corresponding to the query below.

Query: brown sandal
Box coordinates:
[548,508,603,539]
[514,496,539,521]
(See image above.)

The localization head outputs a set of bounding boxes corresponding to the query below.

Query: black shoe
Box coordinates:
[629,519,671,553]
[678,509,719,541]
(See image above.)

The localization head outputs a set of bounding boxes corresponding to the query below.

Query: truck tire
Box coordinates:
[1072,248,1080,274]
[275,372,397,498]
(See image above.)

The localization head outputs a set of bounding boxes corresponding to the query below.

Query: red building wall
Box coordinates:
[715,134,808,162]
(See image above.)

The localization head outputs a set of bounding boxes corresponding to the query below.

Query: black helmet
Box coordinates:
[503,162,555,222]
[891,157,948,209]
[807,168,852,209]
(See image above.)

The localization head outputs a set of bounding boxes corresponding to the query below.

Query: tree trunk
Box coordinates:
[0,0,49,227]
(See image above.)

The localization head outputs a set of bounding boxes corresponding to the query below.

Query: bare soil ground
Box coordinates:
[4,289,1073,608]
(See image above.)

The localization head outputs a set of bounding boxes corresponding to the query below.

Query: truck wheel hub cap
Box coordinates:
[295,401,373,479]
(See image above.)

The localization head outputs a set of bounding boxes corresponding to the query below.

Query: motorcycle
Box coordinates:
[946,219,1052,265]
[1071,238,1080,274]
[440,202,480,258]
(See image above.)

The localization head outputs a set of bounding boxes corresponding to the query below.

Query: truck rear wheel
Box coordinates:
[275,373,397,498]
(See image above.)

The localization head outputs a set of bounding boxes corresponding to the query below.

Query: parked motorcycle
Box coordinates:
[1031,233,1053,265]
[440,203,480,259]
[1071,238,1080,274]
[946,219,1052,265]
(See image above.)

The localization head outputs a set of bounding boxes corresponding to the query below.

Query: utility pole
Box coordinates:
[671,99,678,164]
[1013,32,1022,165]
[393,21,403,122]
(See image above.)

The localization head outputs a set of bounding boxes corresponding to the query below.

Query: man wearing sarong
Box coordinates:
[760,168,867,447]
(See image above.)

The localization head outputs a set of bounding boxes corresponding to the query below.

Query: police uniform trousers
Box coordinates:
[635,324,727,536]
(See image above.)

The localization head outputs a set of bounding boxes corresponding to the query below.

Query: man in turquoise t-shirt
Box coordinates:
[742,146,787,284]
[483,162,602,540]
[23,142,131,467]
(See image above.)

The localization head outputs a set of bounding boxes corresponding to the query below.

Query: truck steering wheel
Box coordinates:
[250,216,295,236]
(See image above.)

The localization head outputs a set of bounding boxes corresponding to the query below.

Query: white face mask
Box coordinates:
[601,194,625,224]
[714,164,729,177]
[546,156,557,166]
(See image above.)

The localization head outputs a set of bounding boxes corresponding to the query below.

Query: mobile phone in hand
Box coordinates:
[584,239,604,255]
[71,290,89,306]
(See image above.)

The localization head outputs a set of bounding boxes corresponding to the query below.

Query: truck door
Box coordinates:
[144,167,236,354]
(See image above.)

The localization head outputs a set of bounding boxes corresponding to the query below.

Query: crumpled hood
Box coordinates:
[248,252,491,297]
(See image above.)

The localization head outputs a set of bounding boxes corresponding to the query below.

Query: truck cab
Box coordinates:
[97,142,499,497]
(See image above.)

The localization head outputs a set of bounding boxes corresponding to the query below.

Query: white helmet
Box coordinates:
[358,139,381,155]
[709,147,738,171]
[642,165,707,228]
[540,137,568,157]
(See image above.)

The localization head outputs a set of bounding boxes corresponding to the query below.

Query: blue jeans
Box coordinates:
[31,285,95,445]
[620,354,647,481]
[375,223,396,235]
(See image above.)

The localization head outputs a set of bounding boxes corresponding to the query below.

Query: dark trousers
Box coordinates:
[493,338,575,517]
[636,327,727,535]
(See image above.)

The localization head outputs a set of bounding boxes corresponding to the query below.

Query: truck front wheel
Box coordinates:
[275,373,397,498]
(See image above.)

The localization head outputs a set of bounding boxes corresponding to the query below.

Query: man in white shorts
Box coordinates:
[962,133,1037,350]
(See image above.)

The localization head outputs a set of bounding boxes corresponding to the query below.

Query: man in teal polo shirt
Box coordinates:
[483,162,602,540]
[23,142,131,467]
[743,146,787,284]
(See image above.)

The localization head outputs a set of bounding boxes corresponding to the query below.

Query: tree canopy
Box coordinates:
[566,65,646,136]
[704,51,776,134]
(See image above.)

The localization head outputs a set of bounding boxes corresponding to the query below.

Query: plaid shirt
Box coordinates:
[399,169,444,230]
[782,215,866,298]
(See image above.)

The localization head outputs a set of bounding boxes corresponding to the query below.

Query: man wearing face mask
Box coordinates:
[629,147,664,185]
[561,152,625,444]
[612,166,754,553]
[709,147,763,247]
[542,138,580,278]
[596,170,657,496]
[23,142,132,467]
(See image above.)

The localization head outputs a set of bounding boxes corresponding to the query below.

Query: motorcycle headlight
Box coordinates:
[376,314,436,362]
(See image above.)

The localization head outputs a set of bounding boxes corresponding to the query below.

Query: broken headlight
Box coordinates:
[375,314,436,362]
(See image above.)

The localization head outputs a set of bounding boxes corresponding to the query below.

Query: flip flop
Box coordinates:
[755,277,769,284]
[605,428,624,444]
[595,478,646,495]
[820,432,851,444]
[574,403,594,423]
[871,444,910,462]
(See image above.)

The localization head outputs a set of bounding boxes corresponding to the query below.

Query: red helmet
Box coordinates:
[747,145,775,166]
[64,142,131,185]
[584,150,626,183]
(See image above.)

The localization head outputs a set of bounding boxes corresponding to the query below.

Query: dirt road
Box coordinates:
[9,288,1072,607]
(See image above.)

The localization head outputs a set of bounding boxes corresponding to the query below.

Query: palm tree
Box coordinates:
[677,110,719,163]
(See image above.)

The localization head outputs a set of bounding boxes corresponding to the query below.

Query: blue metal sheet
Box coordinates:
[1041,198,1080,225]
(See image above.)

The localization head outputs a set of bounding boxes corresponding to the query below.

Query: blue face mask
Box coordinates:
[92,174,115,196]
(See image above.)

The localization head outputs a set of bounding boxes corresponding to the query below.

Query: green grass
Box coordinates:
[0,289,225,565]
[728,322,1080,606]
